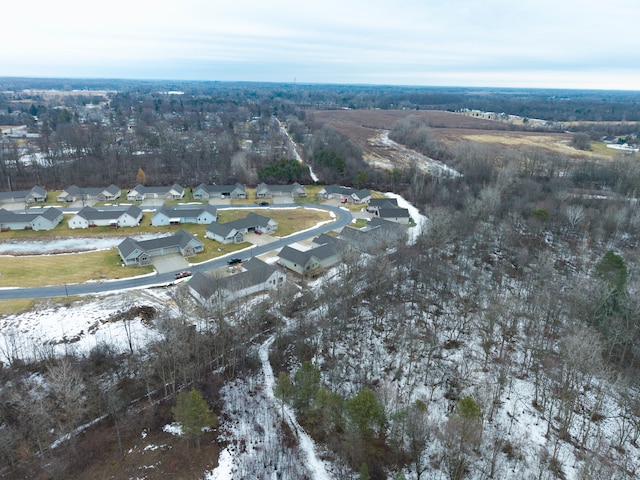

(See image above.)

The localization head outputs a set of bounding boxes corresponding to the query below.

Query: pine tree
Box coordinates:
[171,389,217,449]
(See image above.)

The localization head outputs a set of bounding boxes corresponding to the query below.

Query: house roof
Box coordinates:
[231,212,274,230]
[38,207,64,221]
[0,207,62,224]
[189,258,279,300]
[256,182,305,193]
[368,217,407,232]
[279,245,312,265]
[378,207,410,218]
[63,184,121,197]
[279,242,337,265]
[206,221,238,238]
[195,183,245,194]
[130,184,184,195]
[118,229,202,258]
[76,205,142,221]
[368,198,398,208]
[0,186,47,201]
[154,205,217,219]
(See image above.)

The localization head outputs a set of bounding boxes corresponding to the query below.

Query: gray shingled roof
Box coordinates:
[378,207,410,218]
[368,198,398,208]
[189,258,278,300]
[154,205,217,219]
[76,205,141,221]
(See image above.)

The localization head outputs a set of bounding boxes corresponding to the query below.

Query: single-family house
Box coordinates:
[151,205,218,226]
[317,185,371,204]
[68,205,143,229]
[0,186,47,205]
[378,207,411,224]
[205,222,245,244]
[339,217,406,252]
[0,207,63,231]
[205,212,278,243]
[192,183,246,200]
[278,239,340,276]
[256,182,307,199]
[57,184,121,203]
[126,184,184,201]
[188,257,286,307]
[366,198,399,214]
[117,229,204,266]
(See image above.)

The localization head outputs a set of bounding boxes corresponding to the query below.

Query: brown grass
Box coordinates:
[0,249,154,287]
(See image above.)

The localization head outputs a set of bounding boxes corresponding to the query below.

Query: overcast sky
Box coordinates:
[2,0,639,90]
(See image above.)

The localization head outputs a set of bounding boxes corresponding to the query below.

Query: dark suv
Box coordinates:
[227,257,242,265]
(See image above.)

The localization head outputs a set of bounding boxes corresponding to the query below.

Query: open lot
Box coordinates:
[311,109,633,164]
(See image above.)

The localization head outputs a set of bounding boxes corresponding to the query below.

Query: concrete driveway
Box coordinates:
[152,254,190,274]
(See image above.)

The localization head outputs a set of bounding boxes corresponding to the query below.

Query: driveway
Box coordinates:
[152,254,189,274]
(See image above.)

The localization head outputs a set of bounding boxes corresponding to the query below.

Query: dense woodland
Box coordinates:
[1,80,640,479]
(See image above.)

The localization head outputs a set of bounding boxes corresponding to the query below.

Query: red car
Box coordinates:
[254,229,262,235]
[174,270,192,279]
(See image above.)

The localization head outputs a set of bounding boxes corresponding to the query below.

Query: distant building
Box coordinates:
[0,186,47,205]
[256,182,307,199]
[193,183,246,200]
[126,184,184,201]
[317,185,371,204]
[57,184,121,203]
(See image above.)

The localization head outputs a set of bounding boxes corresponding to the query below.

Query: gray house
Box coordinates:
[205,212,278,244]
[188,257,286,307]
[339,217,406,252]
[151,205,218,226]
[278,238,341,276]
[126,184,184,201]
[68,205,143,229]
[0,207,63,231]
[366,198,398,214]
[193,183,246,200]
[117,229,204,266]
[57,184,121,203]
[317,185,371,204]
[0,186,47,205]
[256,182,307,199]
[378,207,411,224]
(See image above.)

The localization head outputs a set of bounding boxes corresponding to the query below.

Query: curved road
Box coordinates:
[0,203,352,300]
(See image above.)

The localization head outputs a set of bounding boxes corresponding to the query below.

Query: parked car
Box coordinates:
[258,201,270,206]
[174,270,192,279]
[227,257,242,265]
[254,229,262,235]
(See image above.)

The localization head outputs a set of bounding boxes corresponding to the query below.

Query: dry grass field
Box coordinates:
[311,109,629,165]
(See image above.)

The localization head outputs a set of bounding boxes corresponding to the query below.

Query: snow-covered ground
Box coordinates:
[275,117,319,182]
[0,233,172,255]
[0,289,172,362]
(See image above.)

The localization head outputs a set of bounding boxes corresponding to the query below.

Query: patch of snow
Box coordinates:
[162,423,183,436]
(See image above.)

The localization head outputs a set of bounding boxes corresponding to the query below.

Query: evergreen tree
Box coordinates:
[171,389,217,449]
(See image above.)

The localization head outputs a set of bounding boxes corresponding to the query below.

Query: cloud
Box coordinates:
[2,0,640,90]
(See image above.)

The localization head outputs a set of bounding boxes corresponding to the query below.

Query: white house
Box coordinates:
[126,184,184,201]
[151,205,218,226]
[68,205,143,229]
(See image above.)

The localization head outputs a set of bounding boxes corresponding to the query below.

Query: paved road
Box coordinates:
[0,203,352,300]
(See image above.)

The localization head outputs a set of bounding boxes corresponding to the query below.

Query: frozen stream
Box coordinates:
[0,233,170,255]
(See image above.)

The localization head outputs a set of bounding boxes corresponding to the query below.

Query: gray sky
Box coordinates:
[3,0,639,90]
